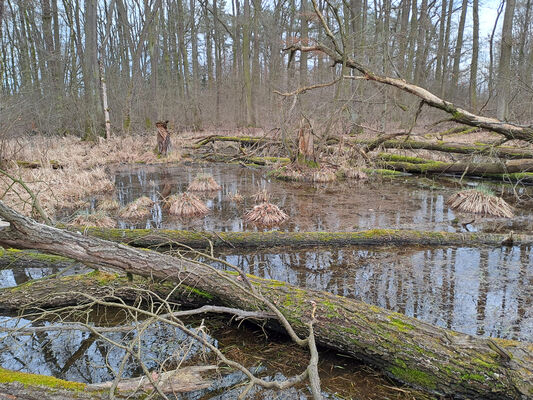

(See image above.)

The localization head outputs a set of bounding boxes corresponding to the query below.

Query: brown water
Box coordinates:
[107,163,533,233]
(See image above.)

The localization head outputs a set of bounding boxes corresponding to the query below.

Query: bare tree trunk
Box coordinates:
[434,0,446,86]
[449,0,467,99]
[496,0,516,121]
[488,1,504,99]
[243,0,255,126]
[469,0,479,112]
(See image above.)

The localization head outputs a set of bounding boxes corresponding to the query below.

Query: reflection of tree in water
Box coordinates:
[213,246,532,341]
[0,318,213,384]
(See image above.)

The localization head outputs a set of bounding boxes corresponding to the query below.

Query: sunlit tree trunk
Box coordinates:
[469,0,479,112]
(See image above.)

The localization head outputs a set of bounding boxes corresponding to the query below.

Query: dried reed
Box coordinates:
[69,211,116,228]
[187,173,221,191]
[343,168,368,180]
[228,192,244,203]
[312,168,337,183]
[252,189,270,203]
[447,188,514,218]
[97,197,120,212]
[119,196,154,219]
[244,202,288,226]
[167,193,209,217]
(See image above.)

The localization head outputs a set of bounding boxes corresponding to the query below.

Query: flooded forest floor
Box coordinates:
[0,130,532,399]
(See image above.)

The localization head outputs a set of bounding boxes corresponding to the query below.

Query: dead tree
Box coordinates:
[156,120,171,156]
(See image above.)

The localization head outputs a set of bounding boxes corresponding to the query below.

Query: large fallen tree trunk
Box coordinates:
[64,226,529,249]
[347,139,533,160]
[377,154,533,183]
[0,202,531,399]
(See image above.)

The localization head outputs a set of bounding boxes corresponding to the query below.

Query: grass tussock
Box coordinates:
[312,168,337,183]
[244,202,288,226]
[119,196,154,220]
[447,187,514,218]
[272,165,338,183]
[97,197,120,212]
[252,189,270,203]
[342,167,368,180]
[187,173,221,192]
[167,193,209,217]
[227,192,244,203]
[68,211,116,228]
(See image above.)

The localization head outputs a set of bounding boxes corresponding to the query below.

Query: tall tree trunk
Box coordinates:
[450,0,468,99]
[242,0,255,126]
[213,0,222,123]
[413,0,427,84]
[469,0,479,112]
[251,0,260,123]
[299,0,308,86]
[434,0,446,85]
[488,1,504,99]
[440,0,453,95]
[497,0,516,121]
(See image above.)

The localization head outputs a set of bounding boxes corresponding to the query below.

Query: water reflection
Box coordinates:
[208,245,533,341]
[0,316,215,384]
[110,164,465,232]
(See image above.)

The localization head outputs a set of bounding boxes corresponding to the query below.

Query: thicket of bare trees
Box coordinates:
[1,0,533,138]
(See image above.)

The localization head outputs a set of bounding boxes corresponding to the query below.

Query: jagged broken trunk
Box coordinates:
[0,202,531,399]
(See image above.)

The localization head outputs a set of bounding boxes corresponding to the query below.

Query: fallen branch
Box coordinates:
[0,202,531,399]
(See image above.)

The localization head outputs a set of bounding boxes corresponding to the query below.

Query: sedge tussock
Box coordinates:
[312,168,337,183]
[227,192,244,203]
[68,211,116,228]
[244,202,288,226]
[119,196,154,219]
[447,189,514,218]
[97,197,120,212]
[343,167,368,180]
[187,173,221,192]
[167,193,209,217]
[252,189,270,203]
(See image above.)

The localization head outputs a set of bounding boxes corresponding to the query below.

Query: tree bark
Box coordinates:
[0,203,531,399]
[346,138,533,160]
[496,0,516,121]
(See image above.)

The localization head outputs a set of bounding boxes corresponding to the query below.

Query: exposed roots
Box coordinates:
[119,196,154,220]
[244,202,288,226]
[168,193,209,217]
[188,173,222,192]
[447,188,514,218]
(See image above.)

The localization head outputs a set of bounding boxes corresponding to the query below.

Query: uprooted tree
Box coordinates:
[0,201,531,399]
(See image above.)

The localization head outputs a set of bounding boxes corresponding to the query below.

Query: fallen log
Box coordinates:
[0,202,531,399]
[65,226,530,249]
[377,153,533,183]
[193,135,281,148]
[0,365,215,399]
[347,139,533,160]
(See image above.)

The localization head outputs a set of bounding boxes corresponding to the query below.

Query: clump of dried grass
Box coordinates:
[228,191,244,203]
[97,197,120,212]
[252,189,270,203]
[447,187,514,218]
[68,211,116,228]
[167,193,209,217]
[188,173,221,192]
[342,167,368,180]
[312,168,337,183]
[244,202,288,226]
[119,196,154,219]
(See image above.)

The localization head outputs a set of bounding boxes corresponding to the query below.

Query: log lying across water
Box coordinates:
[67,226,530,250]
[0,203,531,399]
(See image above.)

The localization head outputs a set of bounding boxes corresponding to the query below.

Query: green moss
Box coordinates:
[0,367,85,391]
[388,316,415,332]
[361,168,405,176]
[460,373,485,383]
[181,285,214,300]
[389,365,437,390]
[377,153,430,164]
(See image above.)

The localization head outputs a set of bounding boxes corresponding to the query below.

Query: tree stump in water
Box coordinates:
[156,120,171,156]
[296,119,317,167]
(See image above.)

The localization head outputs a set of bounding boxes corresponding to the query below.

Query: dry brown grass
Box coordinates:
[68,211,116,228]
[97,197,120,212]
[342,167,368,180]
[447,188,514,218]
[167,193,209,217]
[187,173,221,192]
[119,196,154,220]
[227,191,244,203]
[244,202,288,226]
[252,189,270,203]
[312,168,337,183]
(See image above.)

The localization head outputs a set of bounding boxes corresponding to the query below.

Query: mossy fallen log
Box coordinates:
[15,160,63,169]
[347,139,533,160]
[0,203,531,399]
[65,226,530,250]
[193,135,281,148]
[377,154,533,183]
[0,247,80,269]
